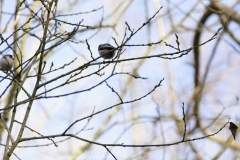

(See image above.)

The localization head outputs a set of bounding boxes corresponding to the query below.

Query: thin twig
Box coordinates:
[105,81,123,103]
[0,114,14,143]
[181,102,187,141]
[104,146,117,160]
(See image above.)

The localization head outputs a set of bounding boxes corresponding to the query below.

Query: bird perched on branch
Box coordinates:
[98,43,118,59]
[0,54,14,73]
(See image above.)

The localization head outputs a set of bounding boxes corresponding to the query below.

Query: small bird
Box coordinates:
[0,54,14,73]
[98,43,117,59]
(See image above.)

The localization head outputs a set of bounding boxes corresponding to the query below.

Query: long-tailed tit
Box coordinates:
[0,54,14,73]
[98,43,118,59]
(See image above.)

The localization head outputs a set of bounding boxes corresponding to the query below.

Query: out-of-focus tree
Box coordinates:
[0,0,239,159]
